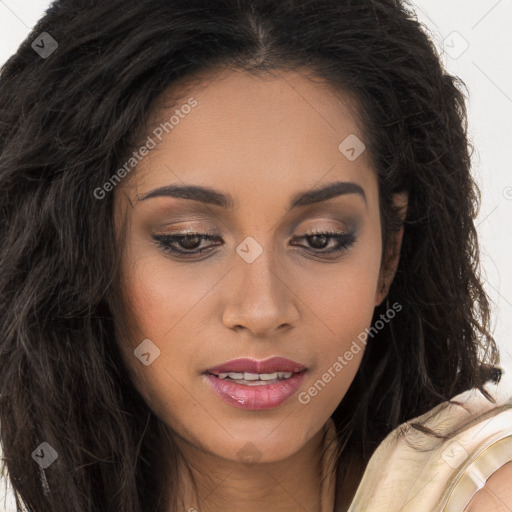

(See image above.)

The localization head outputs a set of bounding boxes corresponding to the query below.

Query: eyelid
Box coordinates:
[152,215,358,243]
[294,217,356,236]
[155,224,219,236]
[296,224,350,235]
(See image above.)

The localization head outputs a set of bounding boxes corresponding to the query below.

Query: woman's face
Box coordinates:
[114,68,402,465]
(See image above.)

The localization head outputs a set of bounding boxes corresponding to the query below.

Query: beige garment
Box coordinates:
[319,387,512,512]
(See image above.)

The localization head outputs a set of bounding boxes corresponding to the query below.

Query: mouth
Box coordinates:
[212,370,300,386]
[203,357,308,410]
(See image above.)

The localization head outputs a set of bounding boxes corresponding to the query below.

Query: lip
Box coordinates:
[205,356,306,375]
[204,371,307,410]
[204,357,307,410]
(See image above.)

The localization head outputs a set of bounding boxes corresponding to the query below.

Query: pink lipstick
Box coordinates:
[204,356,307,410]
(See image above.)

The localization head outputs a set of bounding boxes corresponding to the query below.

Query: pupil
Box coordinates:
[181,235,201,249]
[309,234,328,249]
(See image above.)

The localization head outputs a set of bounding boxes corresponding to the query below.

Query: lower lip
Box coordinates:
[204,371,307,410]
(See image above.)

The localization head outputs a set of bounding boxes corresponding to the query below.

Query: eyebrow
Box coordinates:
[137,180,367,211]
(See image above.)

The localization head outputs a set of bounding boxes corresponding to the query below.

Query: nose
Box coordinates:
[221,241,299,337]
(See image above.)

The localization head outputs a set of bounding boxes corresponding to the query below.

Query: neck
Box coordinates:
[166,424,333,512]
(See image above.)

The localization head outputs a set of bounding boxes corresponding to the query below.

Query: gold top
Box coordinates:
[317,387,512,511]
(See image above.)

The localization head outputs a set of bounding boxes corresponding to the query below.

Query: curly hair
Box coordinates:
[0,0,501,510]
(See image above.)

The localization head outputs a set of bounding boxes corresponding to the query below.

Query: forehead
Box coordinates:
[119,67,377,206]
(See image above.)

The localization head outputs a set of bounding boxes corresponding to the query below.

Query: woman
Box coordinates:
[0,0,510,511]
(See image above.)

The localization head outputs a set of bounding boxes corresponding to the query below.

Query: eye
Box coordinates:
[151,228,356,259]
[291,228,356,255]
[152,233,223,257]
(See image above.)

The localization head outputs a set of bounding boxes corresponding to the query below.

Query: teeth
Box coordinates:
[218,372,244,379]
[243,372,261,380]
[217,371,294,381]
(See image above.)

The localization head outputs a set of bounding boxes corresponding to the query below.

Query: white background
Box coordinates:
[1,1,511,509]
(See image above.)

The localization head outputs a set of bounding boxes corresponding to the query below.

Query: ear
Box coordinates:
[374,191,408,306]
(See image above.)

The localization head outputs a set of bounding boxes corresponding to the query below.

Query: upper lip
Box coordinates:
[205,357,306,375]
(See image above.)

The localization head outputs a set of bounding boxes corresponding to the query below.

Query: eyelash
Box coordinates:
[151,229,356,259]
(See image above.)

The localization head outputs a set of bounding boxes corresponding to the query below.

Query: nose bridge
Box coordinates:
[238,235,278,294]
[222,234,298,334]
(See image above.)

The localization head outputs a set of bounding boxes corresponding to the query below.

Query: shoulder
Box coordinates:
[347,386,512,512]
[464,461,512,511]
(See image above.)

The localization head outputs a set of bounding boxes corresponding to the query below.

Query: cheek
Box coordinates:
[117,254,215,385]
[293,233,381,404]
[295,228,382,333]
[116,252,229,418]
[120,246,219,340]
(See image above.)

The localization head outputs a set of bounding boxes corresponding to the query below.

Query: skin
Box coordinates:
[464,462,512,511]
[113,67,407,512]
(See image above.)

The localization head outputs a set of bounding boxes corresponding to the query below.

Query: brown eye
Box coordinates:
[290,230,356,255]
[152,229,356,260]
[152,232,223,257]
[307,234,330,249]
[177,234,203,250]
